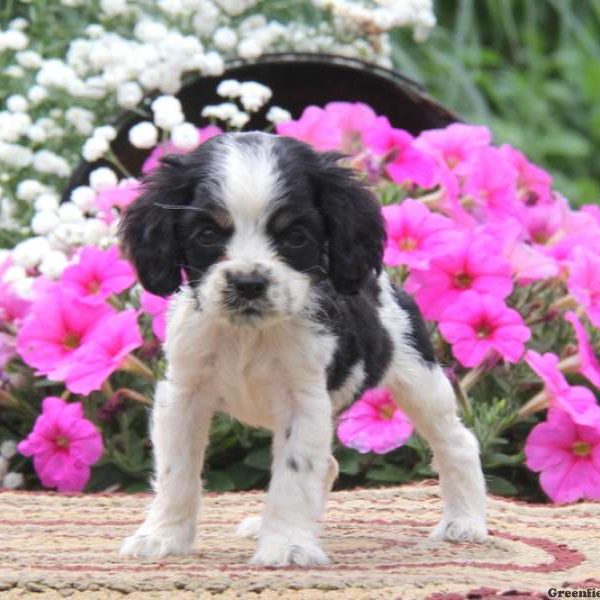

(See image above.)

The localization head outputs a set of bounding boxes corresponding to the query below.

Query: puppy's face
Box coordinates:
[120,132,385,327]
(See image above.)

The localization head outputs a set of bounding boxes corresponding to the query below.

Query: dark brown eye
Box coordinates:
[283,227,309,249]
[194,223,225,246]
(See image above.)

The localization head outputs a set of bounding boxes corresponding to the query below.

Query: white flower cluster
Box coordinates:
[314,0,436,42]
[0,440,24,490]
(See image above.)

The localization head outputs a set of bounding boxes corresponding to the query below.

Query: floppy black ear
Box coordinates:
[119,155,193,297]
[315,153,385,295]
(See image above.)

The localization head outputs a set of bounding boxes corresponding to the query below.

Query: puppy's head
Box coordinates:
[119,132,385,326]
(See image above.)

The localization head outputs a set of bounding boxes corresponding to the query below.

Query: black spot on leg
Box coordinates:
[287,456,299,472]
[306,458,313,472]
[285,427,292,440]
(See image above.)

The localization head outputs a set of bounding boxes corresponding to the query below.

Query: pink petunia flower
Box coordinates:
[524,350,600,427]
[499,144,553,206]
[141,124,222,173]
[381,199,458,269]
[414,123,492,175]
[568,247,600,328]
[276,106,341,151]
[337,388,413,454]
[564,311,600,390]
[405,231,513,319]
[61,245,136,304]
[140,290,169,341]
[0,258,31,326]
[62,309,143,395]
[462,146,521,220]
[363,117,439,188]
[16,288,114,381]
[95,180,141,221]
[439,291,531,367]
[524,408,600,503]
[18,396,103,492]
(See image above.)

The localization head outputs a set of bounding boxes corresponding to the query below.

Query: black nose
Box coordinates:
[229,272,269,300]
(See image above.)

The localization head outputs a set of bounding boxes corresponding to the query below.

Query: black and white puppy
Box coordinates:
[119,132,487,567]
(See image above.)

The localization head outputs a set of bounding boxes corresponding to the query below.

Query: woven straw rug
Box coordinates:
[1,481,599,599]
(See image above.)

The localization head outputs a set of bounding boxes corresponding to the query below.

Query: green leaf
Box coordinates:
[335,447,361,475]
[204,470,235,492]
[243,447,272,470]
[366,464,409,483]
[486,475,518,496]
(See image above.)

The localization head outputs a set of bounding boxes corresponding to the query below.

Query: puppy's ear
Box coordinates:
[119,155,192,297]
[315,153,385,295]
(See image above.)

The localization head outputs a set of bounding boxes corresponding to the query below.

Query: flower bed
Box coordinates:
[1,1,599,503]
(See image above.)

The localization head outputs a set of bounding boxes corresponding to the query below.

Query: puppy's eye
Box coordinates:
[282,227,309,249]
[194,224,225,245]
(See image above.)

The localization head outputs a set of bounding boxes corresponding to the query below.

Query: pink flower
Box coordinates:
[439,291,530,367]
[16,288,114,381]
[140,290,168,341]
[507,241,559,285]
[524,408,600,503]
[277,106,340,151]
[462,146,521,220]
[95,180,141,220]
[564,312,600,390]
[0,258,30,325]
[405,231,513,319]
[568,247,600,328]
[18,397,103,492]
[381,199,457,269]
[142,125,222,173]
[364,117,438,188]
[62,309,143,395]
[61,245,136,304]
[524,350,600,427]
[337,388,413,454]
[499,144,552,206]
[414,123,492,174]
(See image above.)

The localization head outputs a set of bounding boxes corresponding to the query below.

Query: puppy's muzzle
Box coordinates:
[226,271,269,301]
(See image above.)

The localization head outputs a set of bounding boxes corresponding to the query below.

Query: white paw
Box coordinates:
[119,522,196,559]
[430,516,488,543]
[236,515,262,539]
[250,535,329,567]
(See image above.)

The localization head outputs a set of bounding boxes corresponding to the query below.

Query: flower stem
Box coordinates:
[118,387,152,406]
[0,389,19,408]
[518,390,548,418]
[549,294,578,312]
[121,354,156,381]
[459,366,484,395]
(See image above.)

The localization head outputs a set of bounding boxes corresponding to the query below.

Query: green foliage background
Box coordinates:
[2,0,598,500]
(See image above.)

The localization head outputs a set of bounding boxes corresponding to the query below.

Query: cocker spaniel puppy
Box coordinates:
[119,131,487,567]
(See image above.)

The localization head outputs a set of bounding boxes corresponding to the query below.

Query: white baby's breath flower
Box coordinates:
[12,237,51,269]
[5,66,25,79]
[229,111,250,128]
[27,85,48,104]
[27,124,47,143]
[89,167,118,191]
[2,265,27,284]
[33,150,71,177]
[94,125,117,141]
[16,179,45,202]
[3,472,24,490]
[82,218,110,245]
[15,49,41,69]
[31,210,60,235]
[171,122,200,150]
[117,81,143,109]
[34,192,60,212]
[71,186,97,212]
[201,102,238,121]
[39,250,69,279]
[199,51,224,76]
[214,27,238,51]
[192,2,219,36]
[100,0,129,16]
[0,441,16,460]
[237,38,262,60]
[239,81,272,112]
[128,121,158,148]
[6,95,29,113]
[0,30,29,51]
[65,107,95,135]
[82,135,109,162]
[86,24,105,38]
[151,95,184,130]
[214,0,257,16]
[9,17,28,31]
[58,202,84,223]
[134,20,168,43]
[0,142,33,168]
[216,79,241,99]
[266,106,292,124]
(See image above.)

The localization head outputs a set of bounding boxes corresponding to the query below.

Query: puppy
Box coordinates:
[118,131,487,567]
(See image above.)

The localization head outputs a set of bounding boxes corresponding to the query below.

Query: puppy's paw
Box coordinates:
[430,516,487,544]
[236,515,262,539]
[250,535,329,567]
[120,522,196,559]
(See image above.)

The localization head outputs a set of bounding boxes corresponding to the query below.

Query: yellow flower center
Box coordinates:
[454,272,472,289]
[87,278,101,294]
[399,237,418,251]
[572,441,592,457]
[379,403,396,421]
[63,332,81,350]
[55,435,70,449]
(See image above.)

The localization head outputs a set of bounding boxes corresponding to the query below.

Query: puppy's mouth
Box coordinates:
[220,292,272,324]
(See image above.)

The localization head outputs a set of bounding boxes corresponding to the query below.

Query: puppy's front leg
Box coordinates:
[120,380,213,559]
[251,387,332,567]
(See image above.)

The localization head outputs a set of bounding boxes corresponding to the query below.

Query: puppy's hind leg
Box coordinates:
[387,360,487,543]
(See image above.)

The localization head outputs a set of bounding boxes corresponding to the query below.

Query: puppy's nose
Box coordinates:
[229,272,269,300]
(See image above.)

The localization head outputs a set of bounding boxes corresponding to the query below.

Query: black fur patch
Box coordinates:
[286,456,299,472]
